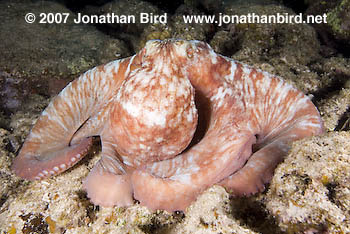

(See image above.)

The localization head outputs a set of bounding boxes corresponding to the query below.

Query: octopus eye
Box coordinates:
[140,48,148,62]
[186,46,194,58]
[174,40,184,46]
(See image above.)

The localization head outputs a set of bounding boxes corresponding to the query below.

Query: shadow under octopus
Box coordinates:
[12,39,323,212]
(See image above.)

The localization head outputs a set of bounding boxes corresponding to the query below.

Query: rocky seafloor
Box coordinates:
[0,0,349,233]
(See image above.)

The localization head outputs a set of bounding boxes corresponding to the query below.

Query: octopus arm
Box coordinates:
[131,127,257,212]
[220,116,323,195]
[219,63,324,195]
[12,57,134,180]
[82,132,134,207]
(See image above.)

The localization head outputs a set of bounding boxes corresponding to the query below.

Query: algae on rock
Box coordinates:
[265,132,350,233]
[0,0,130,97]
[327,0,350,41]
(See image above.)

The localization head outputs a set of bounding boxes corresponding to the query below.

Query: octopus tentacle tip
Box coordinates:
[12,137,93,181]
[83,166,133,207]
[12,39,323,212]
[131,170,196,212]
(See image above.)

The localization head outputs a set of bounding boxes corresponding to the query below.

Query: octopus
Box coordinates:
[12,39,323,212]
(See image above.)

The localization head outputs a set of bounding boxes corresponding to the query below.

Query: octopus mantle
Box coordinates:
[12,39,323,212]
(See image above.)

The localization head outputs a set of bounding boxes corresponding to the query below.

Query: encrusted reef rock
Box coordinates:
[139,4,215,50]
[318,86,350,131]
[220,2,326,94]
[312,57,350,131]
[265,131,350,233]
[169,186,258,234]
[224,3,321,65]
[0,0,129,96]
[0,128,20,209]
[95,0,162,34]
[306,0,350,49]
[327,0,350,42]
[84,0,215,54]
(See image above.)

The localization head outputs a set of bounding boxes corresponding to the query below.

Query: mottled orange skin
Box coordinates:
[12,39,323,212]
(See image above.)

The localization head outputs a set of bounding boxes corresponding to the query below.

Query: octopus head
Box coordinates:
[140,39,223,95]
[141,39,214,68]
[109,40,205,166]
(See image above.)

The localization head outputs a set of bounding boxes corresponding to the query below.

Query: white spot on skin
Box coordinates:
[186,154,195,166]
[245,122,253,132]
[125,55,136,75]
[211,85,233,108]
[168,82,176,93]
[150,162,159,173]
[186,110,193,122]
[274,83,291,106]
[170,173,193,185]
[209,49,218,64]
[173,42,189,58]
[298,120,321,129]
[247,74,255,98]
[176,80,188,97]
[156,137,163,143]
[123,160,133,166]
[259,77,270,96]
[224,61,237,83]
[163,65,172,76]
[296,96,310,106]
[242,65,251,77]
[159,77,166,85]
